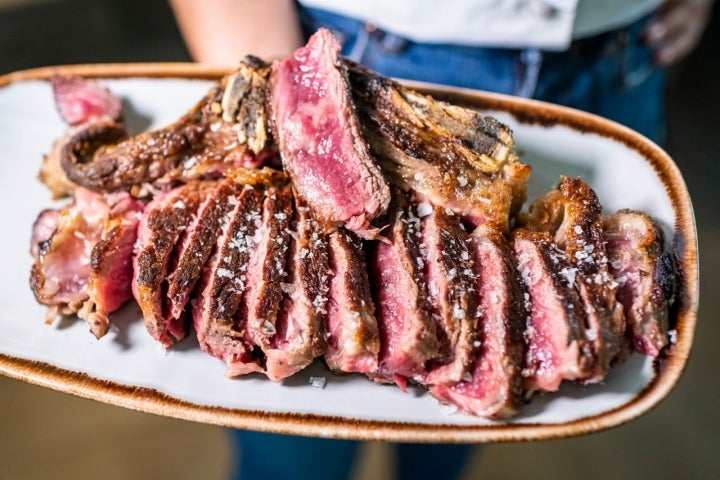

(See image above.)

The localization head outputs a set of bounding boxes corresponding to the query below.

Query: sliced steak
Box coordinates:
[512,228,595,394]
[61,59,272,194]
[603,209,677,357]
[523,177,625,380]
[192,185,265,374]
[265,204,331,381]
[133,181,214,347]
[30,189,109,325]
[40,75,125,199]
[268,28,390,234]
[370,196,439,389]
[78,193,145,338]
[346,60,530,231]
[51,74,123,126]
[236,185,294,361]
[166,179,242,324]
[431,226,527,418]
[421,205,479,386]
[324,228,380,374]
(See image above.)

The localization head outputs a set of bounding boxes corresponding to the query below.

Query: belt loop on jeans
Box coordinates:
[516,48,542,98]
[346,23,371,62]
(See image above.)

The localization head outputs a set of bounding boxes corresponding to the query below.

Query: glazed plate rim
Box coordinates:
[0,63,699,443]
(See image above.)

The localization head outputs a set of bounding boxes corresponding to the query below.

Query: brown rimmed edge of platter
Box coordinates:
[0,63,699,443]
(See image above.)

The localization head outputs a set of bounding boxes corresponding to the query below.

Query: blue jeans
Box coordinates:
[299,6,667,144]
[229,430,475,480]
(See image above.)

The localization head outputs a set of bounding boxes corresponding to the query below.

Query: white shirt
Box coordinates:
[298,0,662,51]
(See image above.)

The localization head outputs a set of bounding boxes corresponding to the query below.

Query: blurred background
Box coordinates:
[0,0,717,478]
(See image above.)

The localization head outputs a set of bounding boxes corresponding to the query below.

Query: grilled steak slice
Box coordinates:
[31,189,107,314]
[61,59,272,194]
[268,28,391,234]
[166,179,242,324]
[346,60,530,231]
[30,188,142,337]
[78,194,145,338]
[324,228,380,374]
[51,74,123,126]
[512,228,595,393]
[265,204,331,381]
[30,188,108,310]
[421,205,479,386]
[40,75,125,199]
[236,184,294,364]
[133,181,215,347]
[431,225,526,418]
[603,210,676,357]
[522,177,625,380]
[192,185,265,374]
[370,196,439,388]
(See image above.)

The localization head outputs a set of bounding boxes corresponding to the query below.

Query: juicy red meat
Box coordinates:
[370,198,439,386]
[51,74,123,126]
[79,193,145,338]
[265,204,331,381]
[512,229,595,393]
[192,186,265,374]
[166,179,242,323]
[30,188,110,309]
[603,209,676,357]
[431,226,526,418]
[233,184,294,375]
[30,188,143,338]
[421,205,479,386]
[268,28,390,233]
[324,229,380,374]
[133,181,215,347]
[522,176,626,379]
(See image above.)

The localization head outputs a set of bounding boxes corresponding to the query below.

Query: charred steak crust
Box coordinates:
[134,181,215,346]
[421,206,479,386]
[324,228,380,374]
[192,185,265,366]
[603,209,676,357]
[345,59,530,230]
[268,28,391,233]
[431,225,527,418]
[241,183,294,352]
[522,176,626,380]
[61,59,272,194]
[79,194,145,338]
[166,179,242,322]
[370,194,439,387]
[512,228,595,394]
[265,202,331,381]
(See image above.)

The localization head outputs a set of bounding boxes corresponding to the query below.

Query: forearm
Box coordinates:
[169,0,304,66]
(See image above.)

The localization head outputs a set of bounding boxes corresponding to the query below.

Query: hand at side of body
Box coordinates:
[646,0,715,65]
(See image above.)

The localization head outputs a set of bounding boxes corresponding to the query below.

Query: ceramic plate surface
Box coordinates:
[0,64,698,443]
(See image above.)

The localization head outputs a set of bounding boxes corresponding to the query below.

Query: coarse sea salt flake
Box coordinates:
[217,268,233,279]
[309,376,327,389]
[416,201,433,217]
